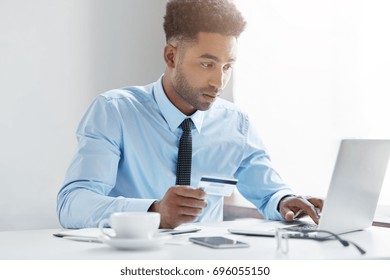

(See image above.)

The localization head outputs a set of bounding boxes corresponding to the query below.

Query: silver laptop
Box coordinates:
[229,139,390,236]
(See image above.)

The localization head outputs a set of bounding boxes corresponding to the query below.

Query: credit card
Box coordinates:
[198,176,238,196]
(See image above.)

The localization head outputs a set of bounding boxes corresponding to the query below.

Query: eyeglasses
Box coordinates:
[275,228,366,255]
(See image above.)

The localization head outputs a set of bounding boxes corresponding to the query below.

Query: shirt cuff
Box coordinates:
[120,198,157,212]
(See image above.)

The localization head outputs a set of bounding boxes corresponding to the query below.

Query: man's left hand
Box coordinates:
[278,195,324,224]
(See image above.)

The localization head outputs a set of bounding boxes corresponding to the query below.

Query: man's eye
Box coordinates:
[201,62,213,68]
[223,64,233,71]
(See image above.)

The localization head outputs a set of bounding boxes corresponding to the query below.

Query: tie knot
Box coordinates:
[180,118,192,132]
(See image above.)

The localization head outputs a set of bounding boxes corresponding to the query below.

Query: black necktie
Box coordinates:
[176,118,193,185]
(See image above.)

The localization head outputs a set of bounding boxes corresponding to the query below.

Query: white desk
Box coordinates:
[1,219,389,260]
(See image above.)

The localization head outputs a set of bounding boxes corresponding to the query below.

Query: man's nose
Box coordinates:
[209,68,224,90]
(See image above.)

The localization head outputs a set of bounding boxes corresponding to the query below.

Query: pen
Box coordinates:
[293,208,321,220]
[293,209,303,219]
[61,236,102,243]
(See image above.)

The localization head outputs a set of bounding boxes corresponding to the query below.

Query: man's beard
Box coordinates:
[172,64,220,112]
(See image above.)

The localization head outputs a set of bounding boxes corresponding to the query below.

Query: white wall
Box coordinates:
[233,0,390,206]
[0,0,166,231]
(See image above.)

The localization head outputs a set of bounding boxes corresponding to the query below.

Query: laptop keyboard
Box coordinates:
[287,223,318,231]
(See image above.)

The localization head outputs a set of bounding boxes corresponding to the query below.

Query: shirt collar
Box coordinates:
[153,75,204,133]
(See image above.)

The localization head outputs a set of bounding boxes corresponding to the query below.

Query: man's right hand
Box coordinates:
[148,186,207,229]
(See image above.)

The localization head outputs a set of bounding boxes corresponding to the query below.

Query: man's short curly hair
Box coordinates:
[163,0,246,43]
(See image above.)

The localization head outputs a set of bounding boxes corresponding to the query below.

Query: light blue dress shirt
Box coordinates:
[57,76,294,228]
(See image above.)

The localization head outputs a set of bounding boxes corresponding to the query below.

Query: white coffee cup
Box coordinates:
[98,212,160,239]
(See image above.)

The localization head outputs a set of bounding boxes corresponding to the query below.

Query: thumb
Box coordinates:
[284,210,295,222]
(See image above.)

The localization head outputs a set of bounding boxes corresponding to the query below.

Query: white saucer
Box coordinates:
[98,234,172,250]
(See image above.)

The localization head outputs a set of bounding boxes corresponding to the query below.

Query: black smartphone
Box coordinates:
[189,236,249,249]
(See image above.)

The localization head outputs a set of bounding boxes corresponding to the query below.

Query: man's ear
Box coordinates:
[164,44,177,68]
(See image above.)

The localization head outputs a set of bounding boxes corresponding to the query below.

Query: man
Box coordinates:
[57,0,323,229]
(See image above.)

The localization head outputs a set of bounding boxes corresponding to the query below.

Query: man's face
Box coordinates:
[168,32,237,115]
